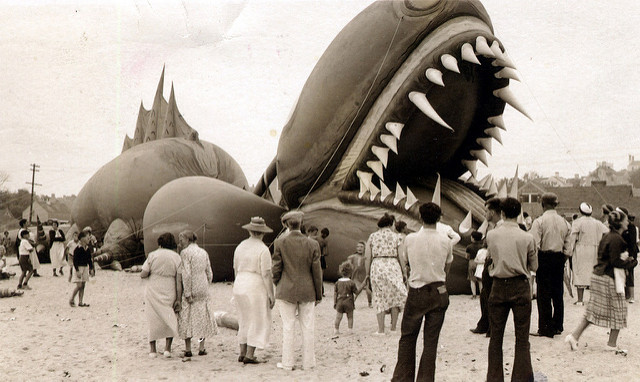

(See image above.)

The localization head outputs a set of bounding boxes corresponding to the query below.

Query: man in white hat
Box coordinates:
[272,210,323,371]
[566,202,609,305]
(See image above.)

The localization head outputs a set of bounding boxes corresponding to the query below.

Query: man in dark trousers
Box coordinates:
[486,197,537,382]
[470,198,502,336]
[530,193,571,338]
[392,202,453,382]
[618,207,638,303]
[272,210,323,371]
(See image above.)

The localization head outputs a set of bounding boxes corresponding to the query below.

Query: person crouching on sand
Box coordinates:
[333,261,361,337]
[69,230,95,307]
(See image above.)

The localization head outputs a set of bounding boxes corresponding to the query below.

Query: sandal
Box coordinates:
[198,349,207,356]
[79,303,90,307]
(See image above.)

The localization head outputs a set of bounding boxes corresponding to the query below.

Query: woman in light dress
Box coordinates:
[232,217,275,364]
[140,232,182,358]
[177,230,217,358]
[365,213,407,334]
[49,220,67,277]
[566,202,608,305]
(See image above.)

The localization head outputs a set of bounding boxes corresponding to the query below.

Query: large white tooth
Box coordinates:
[493,87,532,121]
[487,115,506,130]
[425,68,445,87]
[497,181,508,198]
[441,54,460,73]
[477,219,489,235]
[405,187,419,210]
[356,170,373,198]
[393,183,406,206]
[493,51,517,69]
[478,174,492,191]
[461,43,480,65]
[380,134,398,154]
[385,122,404,140]
[476,137,492,154]
[408,91,453,131]
[371,146,390,168]
[380,182,392,201]
[462,159,478,178]
[470,149,489,166]
[366,160,385,180]
[458,211,473,234]
[495,67,520,82]
[484,127,503,144]
[481,175,494,192]
[475,36,495,57]
[490,41,505,60]
[487,179,498,197]
[464,174,479,187]
[369,182,380,201]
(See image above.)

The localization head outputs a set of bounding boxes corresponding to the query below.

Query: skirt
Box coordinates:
[584,273,627,329]
[233,272,271,349]
[50,242,67,269]
[145,274,178,341]
[370,257,407,314]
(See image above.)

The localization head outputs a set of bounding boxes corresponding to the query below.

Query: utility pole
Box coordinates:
[26,163,41,224]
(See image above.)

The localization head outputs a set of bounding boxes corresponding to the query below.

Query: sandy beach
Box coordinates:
[1,258,639,382]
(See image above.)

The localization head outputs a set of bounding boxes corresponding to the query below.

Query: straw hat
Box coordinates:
[242,216,273,233]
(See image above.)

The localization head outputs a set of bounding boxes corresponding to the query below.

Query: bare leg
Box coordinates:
[376,312,385,333]
[346,310,354,330]
[239,343,247,360]
[478,280,483,294]
[185,338,192,353]
[390,307,400,331]
[334,312,343,332]
[23,270,33,286]
[245,345,256,359]
[149,340,157,354]
[18,271,26,287]
[78,284,85,305]
[628,287,634,301]
[470,281,477,297]
[571,317,591,341]
[577,287,584,303]
[165,337,173,353]
[198,338,205,352]
[70,283,82,303]
[607,329,620,348]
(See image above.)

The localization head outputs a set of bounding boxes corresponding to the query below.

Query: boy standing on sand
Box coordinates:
[17,230,35,290]
[69,231,95,307]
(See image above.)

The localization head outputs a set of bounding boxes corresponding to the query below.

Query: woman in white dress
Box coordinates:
[233,217,274,364]
[140,232,182,358]
[49,221,67,277]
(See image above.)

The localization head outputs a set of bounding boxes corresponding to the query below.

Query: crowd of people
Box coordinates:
[1,193,638,381]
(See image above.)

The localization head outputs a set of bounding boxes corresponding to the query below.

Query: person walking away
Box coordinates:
[566,202,608,305]
[140,232,182,358]
[233,216,275,364]
[617,207,638,303]
[530,193,571,338]
[392,202,452,382]
[49,220,67,276]
[565,209,638,355]
[333,261,360,337]
[485,197,537,382]
[272,210,323,371]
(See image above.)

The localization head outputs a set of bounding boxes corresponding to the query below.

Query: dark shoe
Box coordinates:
[485,331,491,338]
[53,271,58,277]
[59,269,64,276]
[198,349,207,356]
[33,273,41,277]
[531,331,554,338]
[555,329,563,335]
[78,303,90,307]
[243,356,261,364]
[470,328,487,334]
[184,351,193,358]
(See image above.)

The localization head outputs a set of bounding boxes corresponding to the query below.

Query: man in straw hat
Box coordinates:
[272,210,323,371]
[530,192,571,338]
[566,202,608,305]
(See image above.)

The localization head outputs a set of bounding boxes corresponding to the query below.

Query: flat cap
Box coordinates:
[281,210,304,223]
[541,192,558,206]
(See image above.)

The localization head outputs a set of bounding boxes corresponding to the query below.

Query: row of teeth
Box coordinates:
[356,170,420,211]
[358,36,531,192]
[457,172,514,199]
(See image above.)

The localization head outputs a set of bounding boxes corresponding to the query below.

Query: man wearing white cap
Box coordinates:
[566,202,609,305]
[272,210,323,371]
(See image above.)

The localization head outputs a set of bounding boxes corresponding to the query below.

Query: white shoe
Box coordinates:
[277,362,293,371]
[149,352,158,358]
[565,334,578,351]
[629,299,635,304]
[163,351,171,358]
[372,331,385,336]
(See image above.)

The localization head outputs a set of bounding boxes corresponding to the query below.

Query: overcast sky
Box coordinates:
[2,0,640,196]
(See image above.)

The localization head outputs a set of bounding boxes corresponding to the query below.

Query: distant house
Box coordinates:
[518,180,640,221]
[22,198,71,224]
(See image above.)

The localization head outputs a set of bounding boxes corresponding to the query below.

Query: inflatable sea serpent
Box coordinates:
[75,1,530,293]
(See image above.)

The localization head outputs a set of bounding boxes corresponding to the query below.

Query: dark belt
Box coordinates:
[373,256,397,259]
[493,275,527,281]
[539,250,563,256]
